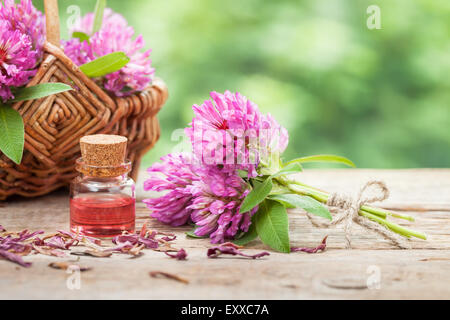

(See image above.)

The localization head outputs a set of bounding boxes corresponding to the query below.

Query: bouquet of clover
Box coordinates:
[144,91,426,253]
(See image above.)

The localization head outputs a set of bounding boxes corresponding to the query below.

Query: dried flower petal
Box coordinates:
[153,242,177,253]
[32,244,68,258]
[109,224,170,253]
[149,271,189,284]
[129,244,145,256]
[45,235,78,250]
[0,249,31,267]
[71,250,112,258]
[113,234,140,245]
[419,257,450,262]
[207,242,270,259]
[0,227,44,267]
[112,232,158,250]
[32,237,45,246]
[15,229,44,242]
[291,236,328,254]
[139,221,148,238]
[137,237,159,249]
[106,241,135,253]
[164,248,188,260]
[56,230,101,246]
[1,224,185,266]
[48,262,91,272]
[161,235,177,242]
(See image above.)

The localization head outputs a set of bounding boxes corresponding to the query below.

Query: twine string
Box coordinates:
[306,181,409,249]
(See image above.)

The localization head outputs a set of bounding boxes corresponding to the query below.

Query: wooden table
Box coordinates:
[1,169,449,299]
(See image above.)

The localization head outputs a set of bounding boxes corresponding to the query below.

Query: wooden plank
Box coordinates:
[0,246,449,299]
[0,169,449,299]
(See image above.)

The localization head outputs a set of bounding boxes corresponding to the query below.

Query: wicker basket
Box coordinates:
[0,0,168,200]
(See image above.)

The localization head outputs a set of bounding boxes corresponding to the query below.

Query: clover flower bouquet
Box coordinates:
[144,91,426,252]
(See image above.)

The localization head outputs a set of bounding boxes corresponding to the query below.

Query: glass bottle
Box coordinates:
[70,135,136,237]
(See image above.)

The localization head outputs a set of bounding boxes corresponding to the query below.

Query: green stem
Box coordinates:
[277,177,426,240]
[285,179,414,221]
[362,206,415,222]
[359,211,426,240]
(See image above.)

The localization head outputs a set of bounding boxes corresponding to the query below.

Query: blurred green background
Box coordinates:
[35,0,450,168]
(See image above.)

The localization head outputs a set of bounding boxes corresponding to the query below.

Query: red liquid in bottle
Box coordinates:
[70,193,135,238]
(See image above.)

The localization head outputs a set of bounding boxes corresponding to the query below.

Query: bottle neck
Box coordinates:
[75,158,132,179]
[79,173,129,180]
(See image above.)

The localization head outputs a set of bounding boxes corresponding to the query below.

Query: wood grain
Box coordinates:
[0,169,449,299]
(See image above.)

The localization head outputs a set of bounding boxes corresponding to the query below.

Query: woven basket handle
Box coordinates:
[44,0,61,47]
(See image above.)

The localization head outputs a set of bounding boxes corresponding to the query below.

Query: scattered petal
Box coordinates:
[45,235,78,250]
[48,262,91,272]
[106,241,135,253]
[0,249,31,267]
[71,250,112,258]
[161,235,177,242]
[164,248,188,260]
[129,244,146,256]
[112,231,158,252]
[32,244,68,258]
[153,242,178,253]
[0,226,44,267]
[149,271,189,284]
[419,257,450,262]
[1,224,188,266]
[139,222,148,238]
[291,236,328,254]
[56,230,101,246]
[207,242,270,259]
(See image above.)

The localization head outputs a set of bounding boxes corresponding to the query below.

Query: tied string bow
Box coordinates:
[306,181,409,249]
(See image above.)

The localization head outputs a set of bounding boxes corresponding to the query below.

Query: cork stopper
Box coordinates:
[80,134,127,167]
[78,135,130,177]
